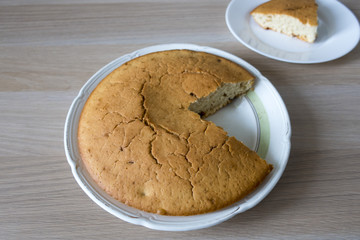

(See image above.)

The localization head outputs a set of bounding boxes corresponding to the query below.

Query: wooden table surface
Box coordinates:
[1,0,359,239]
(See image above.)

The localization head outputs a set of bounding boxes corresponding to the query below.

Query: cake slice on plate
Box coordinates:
[251,0,318,43]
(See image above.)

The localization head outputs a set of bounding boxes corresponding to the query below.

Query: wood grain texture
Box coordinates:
[0,0,359,239]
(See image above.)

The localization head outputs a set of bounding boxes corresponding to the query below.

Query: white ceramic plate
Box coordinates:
[226,0,360,63]
[64,43,291,231]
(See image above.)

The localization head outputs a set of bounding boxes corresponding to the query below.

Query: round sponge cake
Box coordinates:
[78,49,272,216]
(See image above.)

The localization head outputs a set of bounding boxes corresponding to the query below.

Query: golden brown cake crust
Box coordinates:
[251,0,318,26]
[78,50,272,216]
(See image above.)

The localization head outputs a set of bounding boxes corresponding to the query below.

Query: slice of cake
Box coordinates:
[251,0,318,43]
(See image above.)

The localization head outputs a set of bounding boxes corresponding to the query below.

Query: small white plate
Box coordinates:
[226,0,360,63]
[64,43,291,231]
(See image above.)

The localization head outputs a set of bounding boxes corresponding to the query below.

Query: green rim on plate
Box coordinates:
[247,90,270,159]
